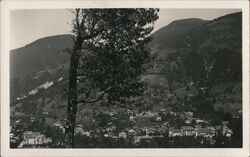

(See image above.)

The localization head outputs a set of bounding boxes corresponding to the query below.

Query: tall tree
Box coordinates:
[65,8,159,148]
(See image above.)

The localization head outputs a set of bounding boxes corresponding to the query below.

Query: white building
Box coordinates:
[23,131,46,145]
[156,116,162,122]
[119,132,127,139]
[53,122,63,128]
[128,129,136,136]
[169,129,183,137]
[181,126,195,136]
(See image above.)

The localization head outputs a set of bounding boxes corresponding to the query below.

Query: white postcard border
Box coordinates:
[1,1,249,157]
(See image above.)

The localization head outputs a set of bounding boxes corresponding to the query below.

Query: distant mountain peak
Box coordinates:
[10,12,242,79]
[154,18,206,34]
[168,18,205,25]
[213,11,242,21]
[150,18,207,49]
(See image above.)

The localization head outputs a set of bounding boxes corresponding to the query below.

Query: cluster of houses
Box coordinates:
[135,110,233,139]
[17,131,52,148]
[169,126,215,138]
[10,126,21,144]
[53,109,233,145]
[10,105,234,148]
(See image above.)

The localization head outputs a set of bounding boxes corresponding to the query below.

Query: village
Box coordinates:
[10,103,234,148]
[10,68,243,148]
[9,73,241,148]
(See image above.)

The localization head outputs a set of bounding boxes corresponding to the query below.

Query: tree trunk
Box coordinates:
[65,35,84,148]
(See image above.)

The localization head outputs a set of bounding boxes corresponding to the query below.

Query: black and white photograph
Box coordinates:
[1,0,249,157]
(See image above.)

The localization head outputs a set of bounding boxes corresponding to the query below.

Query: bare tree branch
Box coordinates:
[67,9,75,14]
[77,91,106,104]
[63,87,70,95]
[79,9,85,27]
[77,72,89,78]
[84,87,93,100]
[77,86,112,104]
[62,48,73,55]
[117,103,135,110]
[82,27,105,41]
[75,9,80,28]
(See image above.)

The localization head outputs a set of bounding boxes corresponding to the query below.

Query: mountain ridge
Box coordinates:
[10,34,72,79]
[10,12,242,108]
[9,12,242,140]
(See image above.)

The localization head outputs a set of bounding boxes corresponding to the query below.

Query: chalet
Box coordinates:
[15,136,20,140]
[170,111,177,116]
[185,119,192,124]
[222,126,233,137]
[77,124,83,128]
[181,126,195,136]
[30,117,36,122]
[156,116,162,122]
[222,121,229,127]
[53,122,64,130]
[160,109,166,112]
[128,129,136,136]
[195,128,207,137]
[206,127,216,133]
[104,132,117,139]
[163,122,169,126]
[126,109,134,115]
[195,119,205,125]
[133,136,142,143]
[119,131,127,139]
[107,132,114,137]
[75,127,83,134]
[15,119,21,124]
[225,129,233,137]
[169,129,183,137]
[129,115,136,122]
[106,127,113,132]
[137,135,153,143]
[10,133,14,138]
[42,111,48,115]
[145,128,155,135]
[10,138,16,143]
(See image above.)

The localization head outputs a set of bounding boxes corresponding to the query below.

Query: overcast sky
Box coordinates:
[10,9,241,50]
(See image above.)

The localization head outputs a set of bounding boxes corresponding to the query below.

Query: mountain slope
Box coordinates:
[148,12,242,83]
[150,18,207,49]
[10,12,242,117]
[150,12,241,57]
[10,12,242,81]
[10,34,72,79]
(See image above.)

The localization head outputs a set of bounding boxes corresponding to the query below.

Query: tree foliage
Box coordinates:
[65,8,159,147]
[75,9,159,104]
